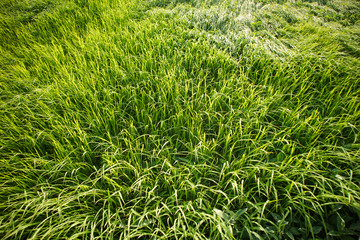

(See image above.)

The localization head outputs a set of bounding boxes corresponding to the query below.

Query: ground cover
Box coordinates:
[1,0,360,239]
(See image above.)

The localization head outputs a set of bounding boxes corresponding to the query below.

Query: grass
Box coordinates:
[0,0,360,239]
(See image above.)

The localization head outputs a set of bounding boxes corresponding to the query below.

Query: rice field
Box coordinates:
[1,0,360,239]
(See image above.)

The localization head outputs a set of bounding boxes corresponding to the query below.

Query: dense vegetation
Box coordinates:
[1,0,360,239]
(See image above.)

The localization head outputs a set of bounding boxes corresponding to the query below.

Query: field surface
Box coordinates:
[1,0,360,239]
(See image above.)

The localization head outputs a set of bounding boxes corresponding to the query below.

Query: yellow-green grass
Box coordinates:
[1,0,360,239]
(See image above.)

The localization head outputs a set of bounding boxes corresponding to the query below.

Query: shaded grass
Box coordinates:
[1,0,360,239]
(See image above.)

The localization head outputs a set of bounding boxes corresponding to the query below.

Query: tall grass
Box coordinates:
[1,0,360,239]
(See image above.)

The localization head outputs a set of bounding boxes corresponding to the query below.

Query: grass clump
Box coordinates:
[1,0,360,239]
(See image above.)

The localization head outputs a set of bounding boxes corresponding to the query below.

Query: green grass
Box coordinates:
[1,0,360,239]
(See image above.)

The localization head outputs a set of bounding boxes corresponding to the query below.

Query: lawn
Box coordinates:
[1,0,360,239]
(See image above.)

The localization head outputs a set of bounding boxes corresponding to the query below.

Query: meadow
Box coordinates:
[0,0,360,239]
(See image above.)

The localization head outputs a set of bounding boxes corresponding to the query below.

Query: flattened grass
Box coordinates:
[1,0,360,239]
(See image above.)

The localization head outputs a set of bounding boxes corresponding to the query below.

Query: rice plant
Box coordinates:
[1,0,359,239]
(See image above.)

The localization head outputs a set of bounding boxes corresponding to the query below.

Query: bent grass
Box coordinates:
[1,0,360,239]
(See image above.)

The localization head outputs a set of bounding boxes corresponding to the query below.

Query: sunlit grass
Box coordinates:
[1,0,359,239]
